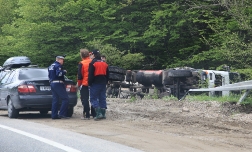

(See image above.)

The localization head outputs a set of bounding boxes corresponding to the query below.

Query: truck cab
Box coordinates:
[202,70,240,96]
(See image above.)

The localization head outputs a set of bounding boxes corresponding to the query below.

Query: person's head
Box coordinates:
[101,55,106,62]
[56,55,65,65]
[91,50,101,59]
[80,48,89,59]
[89,52,94,59]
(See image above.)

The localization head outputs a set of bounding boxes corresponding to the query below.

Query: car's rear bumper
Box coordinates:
[13,94,78,110]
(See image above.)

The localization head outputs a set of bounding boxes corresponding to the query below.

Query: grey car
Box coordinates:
[0,67,78,118]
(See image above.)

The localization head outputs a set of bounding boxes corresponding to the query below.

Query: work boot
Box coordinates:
[100,108,106,119]
[94,108,103,121]
[91,106,96,118]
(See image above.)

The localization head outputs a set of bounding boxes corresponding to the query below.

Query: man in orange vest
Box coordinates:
[77,49,93,119]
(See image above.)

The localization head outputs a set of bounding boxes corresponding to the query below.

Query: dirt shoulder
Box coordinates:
[1,98,252,152]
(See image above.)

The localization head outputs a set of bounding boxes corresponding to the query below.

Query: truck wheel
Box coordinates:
[109,73,125,81]
[108,66,126,75]
[131,72,137,83]
[168,70,192,78]
[125,70,132,82]
[163,70,174,85]
[106,86,112,97]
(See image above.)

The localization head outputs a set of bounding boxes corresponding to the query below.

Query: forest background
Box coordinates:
[0,0,252,81]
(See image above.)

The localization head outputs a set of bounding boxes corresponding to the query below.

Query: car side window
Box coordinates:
[1,72,11,84]
[0,71,7,80]
[0,70,11,80]
[6,71,16,83]
[0,72,4,79]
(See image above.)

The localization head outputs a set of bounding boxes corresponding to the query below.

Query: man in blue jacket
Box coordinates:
[48,55,69,119]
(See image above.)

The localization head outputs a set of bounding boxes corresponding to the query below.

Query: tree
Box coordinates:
[86,39,144,70]
[185,0,252,69]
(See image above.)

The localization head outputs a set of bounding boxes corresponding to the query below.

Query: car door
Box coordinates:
[2,71,16,108]
[0,83,3,107]
[0,71,12,108]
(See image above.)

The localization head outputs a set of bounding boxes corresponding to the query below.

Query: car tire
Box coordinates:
[67,107,74,117]
[8,98,19,118]
[39,110,48,115]
[108,66,126,75]
[109,73,125,81]
[168,70,192,78]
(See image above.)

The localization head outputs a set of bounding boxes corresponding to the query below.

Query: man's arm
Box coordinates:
[55,64,66,77]
[88,62,95,86]
[106,65,109,84]
[77,62,83,87]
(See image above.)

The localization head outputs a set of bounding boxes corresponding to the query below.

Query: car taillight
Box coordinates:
[66,85,77,92]
[18,85,36,93]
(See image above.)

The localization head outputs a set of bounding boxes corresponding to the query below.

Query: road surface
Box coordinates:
[0,116,143,152]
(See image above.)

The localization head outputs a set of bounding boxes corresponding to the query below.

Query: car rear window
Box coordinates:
[19,69,48,80]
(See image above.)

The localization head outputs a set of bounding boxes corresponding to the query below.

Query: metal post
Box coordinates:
[179,90,190,101]
[237,89,250,105]
[176,78,180,99]
[118,81,121,98]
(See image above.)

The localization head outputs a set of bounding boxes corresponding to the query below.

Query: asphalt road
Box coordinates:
[0,116,143,152]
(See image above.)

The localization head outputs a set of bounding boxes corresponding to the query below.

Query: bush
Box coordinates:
[233,69,252,81]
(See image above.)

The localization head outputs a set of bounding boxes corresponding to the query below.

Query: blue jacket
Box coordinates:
[48,61,66,82]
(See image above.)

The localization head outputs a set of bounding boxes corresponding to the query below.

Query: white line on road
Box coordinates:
[0,124,81,152]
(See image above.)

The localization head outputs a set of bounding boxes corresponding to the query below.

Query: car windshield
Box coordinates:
[19,68,48,80]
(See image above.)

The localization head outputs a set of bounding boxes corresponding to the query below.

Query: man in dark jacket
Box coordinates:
[48,55,69,119]
[88,50,109,120]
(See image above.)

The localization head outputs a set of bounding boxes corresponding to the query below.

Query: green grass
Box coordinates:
[159,93,252,106]
[162,95,178,101]
[185,94,252,105]
[129,96,137,102]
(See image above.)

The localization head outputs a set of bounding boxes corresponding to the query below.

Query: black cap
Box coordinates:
[91,50,100,55]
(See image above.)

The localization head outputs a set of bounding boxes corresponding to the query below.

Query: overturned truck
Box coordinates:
[107,66,241,100]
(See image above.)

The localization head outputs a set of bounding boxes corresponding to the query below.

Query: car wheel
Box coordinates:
[39,110,48,115]
[8,98,19,118]
[67,107,74,117]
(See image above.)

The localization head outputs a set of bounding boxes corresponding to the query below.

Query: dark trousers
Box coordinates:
[50,83,69,118]
[90,83,107,109]
[80,86,90,114]
[80,86,96,117]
